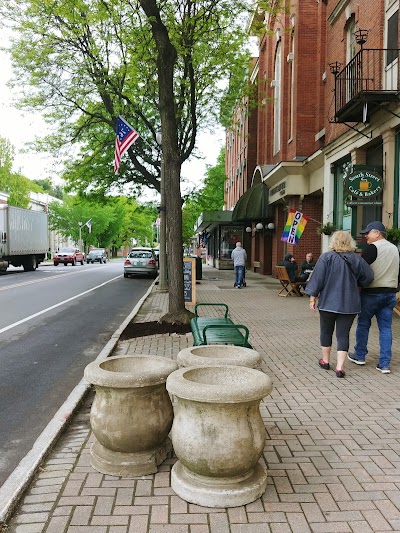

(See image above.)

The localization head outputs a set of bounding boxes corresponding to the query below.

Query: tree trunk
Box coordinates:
[139,0,194,324]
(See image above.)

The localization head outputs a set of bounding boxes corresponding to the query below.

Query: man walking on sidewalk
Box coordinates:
[348,221,400,374]
[231,242,247,288]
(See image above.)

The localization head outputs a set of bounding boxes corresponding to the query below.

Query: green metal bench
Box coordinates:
[190,303,252,348]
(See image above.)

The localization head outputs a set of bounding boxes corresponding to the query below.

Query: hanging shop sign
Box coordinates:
[345,168,383,205]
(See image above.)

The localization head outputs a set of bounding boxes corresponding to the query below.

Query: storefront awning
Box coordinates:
[232,182,274,221]
[195,210,233,233]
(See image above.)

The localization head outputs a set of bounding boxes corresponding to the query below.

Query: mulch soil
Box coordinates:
[119,321,192,341]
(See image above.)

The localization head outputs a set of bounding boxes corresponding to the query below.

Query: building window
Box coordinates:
[346,16,356,64]
[333,159,352,230]
[288,34,295,142]
[387,10,399,65]
[219,226,243,259]
[273,41,282,154]
[345,15,357,103]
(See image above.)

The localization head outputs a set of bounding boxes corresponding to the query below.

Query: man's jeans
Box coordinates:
[354,292,397,368]
[234,265,245,287]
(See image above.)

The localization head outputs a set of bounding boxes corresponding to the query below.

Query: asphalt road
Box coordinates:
[0,259,152,487]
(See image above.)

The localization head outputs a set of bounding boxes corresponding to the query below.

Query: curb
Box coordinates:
[0,279,158,525]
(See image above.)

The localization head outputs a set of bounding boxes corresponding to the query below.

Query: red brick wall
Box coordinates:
[257,0,327,166]
[324,0,385,142]
[271,194,323,275]
[224,89,258,209]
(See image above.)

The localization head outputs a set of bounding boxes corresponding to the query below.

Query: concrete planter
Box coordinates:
[166,365,273,507]
[177,344,261,369]
[84,355,178,476]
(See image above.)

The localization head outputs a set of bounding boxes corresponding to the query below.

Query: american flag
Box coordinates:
[113,116,140,174]
[85,219,92,233]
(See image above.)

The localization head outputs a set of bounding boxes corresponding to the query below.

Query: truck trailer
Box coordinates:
[0,205,48,272]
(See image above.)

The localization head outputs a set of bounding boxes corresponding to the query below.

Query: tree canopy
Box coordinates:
[1,0,252,322]
[49,195,157,251]
[0,136,43,207]
[1,0,251,196]
[182,148,226,248]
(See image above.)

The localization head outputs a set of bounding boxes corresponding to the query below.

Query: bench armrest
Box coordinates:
[194,303,229,318]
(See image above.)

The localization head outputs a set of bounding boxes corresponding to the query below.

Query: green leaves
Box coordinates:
[48,194,157,248]
[0,136,43,208]
[1,0,252,196]
[182,147,226,246]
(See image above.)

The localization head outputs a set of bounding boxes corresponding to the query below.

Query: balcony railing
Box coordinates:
[333,48,400,123]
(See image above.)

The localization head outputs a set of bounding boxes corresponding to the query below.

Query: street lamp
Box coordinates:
[78,221,83,251]
[156,131,168,291]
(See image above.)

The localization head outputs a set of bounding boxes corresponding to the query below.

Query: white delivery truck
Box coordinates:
[0,205,48,272]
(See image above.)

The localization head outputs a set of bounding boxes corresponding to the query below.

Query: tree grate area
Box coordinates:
[119,321,192,341]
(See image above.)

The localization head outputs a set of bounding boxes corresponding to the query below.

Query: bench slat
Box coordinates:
[190,304,252,349]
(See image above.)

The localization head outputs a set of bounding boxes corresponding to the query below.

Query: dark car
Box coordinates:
[54,247,85,266]
[86,249,107,264]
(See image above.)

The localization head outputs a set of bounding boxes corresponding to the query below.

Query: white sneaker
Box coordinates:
[376,365,391,374]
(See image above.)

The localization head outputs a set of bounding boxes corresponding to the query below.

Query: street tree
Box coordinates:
[182,148,226,248]
[0,136,42,208]
[1,0,252,323]
[49,196,155,251]
[34,178,64,200]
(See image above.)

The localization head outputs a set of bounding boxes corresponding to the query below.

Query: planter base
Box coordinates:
[171,460,267,508]
[90,437,172,477]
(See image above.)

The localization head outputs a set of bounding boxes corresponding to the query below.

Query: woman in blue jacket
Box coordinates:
[305,231,374,378]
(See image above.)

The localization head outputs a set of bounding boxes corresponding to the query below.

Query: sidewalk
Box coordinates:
[4,265,400,533]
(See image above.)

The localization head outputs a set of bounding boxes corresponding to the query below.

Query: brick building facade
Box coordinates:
[224,0,400,277]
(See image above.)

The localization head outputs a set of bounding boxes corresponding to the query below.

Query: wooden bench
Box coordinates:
[275,266,306,297]
[190,303,253,348]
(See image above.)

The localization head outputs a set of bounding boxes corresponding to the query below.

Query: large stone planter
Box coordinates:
[84,355,178,476]
[166,365,273,507]
[177,344,261,369]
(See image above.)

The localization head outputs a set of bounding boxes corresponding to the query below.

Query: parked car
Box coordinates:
[54,247,85,266]
[124,247,158,278]
[86,249,107,264]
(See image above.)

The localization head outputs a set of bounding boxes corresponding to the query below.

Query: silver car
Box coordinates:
[86,249,107,264]
[123,248,158,278]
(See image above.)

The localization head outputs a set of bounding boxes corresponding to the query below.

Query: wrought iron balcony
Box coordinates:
[333,48,400,123]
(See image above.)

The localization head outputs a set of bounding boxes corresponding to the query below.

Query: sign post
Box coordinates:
[183,257,196,306]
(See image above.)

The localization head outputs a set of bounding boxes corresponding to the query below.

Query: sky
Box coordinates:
[0,36,225,196]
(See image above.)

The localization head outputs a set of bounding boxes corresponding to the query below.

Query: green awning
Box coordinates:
[195,210,233,233]
[232,182,273,221]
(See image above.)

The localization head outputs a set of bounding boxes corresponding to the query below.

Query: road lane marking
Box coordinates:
[0,275,122,335]
[0,269,94,292]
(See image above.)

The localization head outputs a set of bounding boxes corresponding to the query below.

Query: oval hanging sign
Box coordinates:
[346,170,383,198]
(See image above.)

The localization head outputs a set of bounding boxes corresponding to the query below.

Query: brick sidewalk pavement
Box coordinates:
[5,266,400,533]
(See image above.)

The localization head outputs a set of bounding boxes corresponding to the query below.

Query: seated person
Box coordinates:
[279,253,298,282]
[299,252,316,282]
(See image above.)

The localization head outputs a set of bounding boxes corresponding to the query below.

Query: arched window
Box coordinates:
[345,15,357,103]
[288,33,295,142]
[273,41,282,154]
[346,15,356,64]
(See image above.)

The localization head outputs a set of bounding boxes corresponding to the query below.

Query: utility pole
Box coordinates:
[156,132,168,292]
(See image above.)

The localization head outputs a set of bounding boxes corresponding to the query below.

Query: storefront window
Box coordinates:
[334,159,352,230]
[219,226,243,259]
[334,157,383,237]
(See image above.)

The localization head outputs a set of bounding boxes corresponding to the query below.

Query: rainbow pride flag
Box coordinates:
[281,209,309,245]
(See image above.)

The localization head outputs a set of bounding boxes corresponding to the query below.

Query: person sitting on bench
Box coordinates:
[299,252,316,282]
[279,253,298,282]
